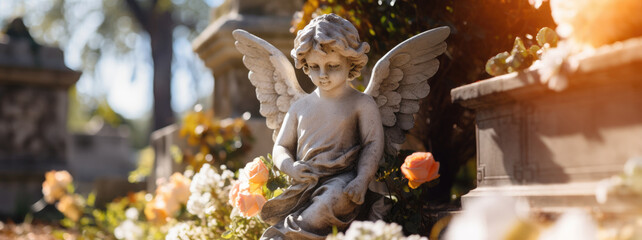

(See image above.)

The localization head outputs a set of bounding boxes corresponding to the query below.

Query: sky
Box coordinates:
[0,0,222,119]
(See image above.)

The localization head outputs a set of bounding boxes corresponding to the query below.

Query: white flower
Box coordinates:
[445,196,525,240]
[528,0,547,9]
[186,192,212,216]
[538,210,597,240]
[166,222,191,240]
[328,220,426,240]
[536,41,577,92]
[624,157,642,177]
[190,164,219,194]
[125,207,138,220]
[114,220,143,240]
[166,221,214,240]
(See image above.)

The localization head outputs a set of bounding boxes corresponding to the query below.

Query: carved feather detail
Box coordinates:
[233,30,306,141]
[365,26,450,155]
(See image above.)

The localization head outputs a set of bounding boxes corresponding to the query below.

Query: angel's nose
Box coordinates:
[319,68,328,79]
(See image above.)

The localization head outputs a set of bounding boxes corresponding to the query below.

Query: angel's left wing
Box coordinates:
[233,30,307,141]
[365,26,450,156]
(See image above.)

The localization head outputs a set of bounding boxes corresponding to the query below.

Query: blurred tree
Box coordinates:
[294,0,555,234]
[6,0,212,131]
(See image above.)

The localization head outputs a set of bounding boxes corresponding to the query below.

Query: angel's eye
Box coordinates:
[310,65,319,69]
[329,64,340,69]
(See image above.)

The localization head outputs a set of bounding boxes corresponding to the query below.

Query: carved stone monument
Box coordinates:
[192,0,309,118]
[233,14,449,239]
[0,18,80,217]
[452,37,642,212]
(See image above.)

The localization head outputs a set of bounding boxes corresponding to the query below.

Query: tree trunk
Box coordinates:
[149,10,174,131]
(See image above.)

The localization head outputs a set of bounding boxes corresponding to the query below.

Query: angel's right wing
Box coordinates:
[233,30,307,141]
[365,26,450,156]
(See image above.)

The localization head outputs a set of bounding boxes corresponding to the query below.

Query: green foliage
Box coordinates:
[128,147,155,183]
[178,108,254,171]
[374,150,441,235]
[485,27,559,76]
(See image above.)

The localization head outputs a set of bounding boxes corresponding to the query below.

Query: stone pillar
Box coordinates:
[451,37,642,213]
[192,0,310,118]
[0,18,80,217]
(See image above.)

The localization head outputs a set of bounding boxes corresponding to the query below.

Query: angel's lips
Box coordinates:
[319,81,330,86]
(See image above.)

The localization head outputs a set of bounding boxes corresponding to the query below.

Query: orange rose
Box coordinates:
[144,196,169,225]
[401,152,440,189]
[235,189,267,217]
[42,170,73,203]
[56,194,83,222]
[245,157,269,186]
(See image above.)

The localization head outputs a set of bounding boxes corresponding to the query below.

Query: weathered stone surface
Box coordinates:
[192,0,309,118]
[0,18,80,218]
[68,124,136,196]
[452,37,642,212]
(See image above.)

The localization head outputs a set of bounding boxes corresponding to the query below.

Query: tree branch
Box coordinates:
[124,0,151,32]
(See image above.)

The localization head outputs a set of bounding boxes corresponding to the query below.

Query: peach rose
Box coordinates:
[235,189,267,217]
[229,181,241,205]
[144,196,169,225]
[42,170,73,203]
[245,157,269,186]
[401,152,440,189]
[56,194,83,222]
[169,173,191,204]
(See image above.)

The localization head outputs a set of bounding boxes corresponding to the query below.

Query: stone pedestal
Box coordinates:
[452,37,642,212]
[0,19,80,218]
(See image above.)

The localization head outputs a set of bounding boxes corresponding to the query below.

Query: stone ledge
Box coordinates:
[0,66,80,88]
[192,14,293,74]
[452,36,642,109]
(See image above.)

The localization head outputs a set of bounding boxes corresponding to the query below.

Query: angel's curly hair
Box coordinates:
[291,14,370,80]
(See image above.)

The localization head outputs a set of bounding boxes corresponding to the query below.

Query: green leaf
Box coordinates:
[66,183,75,194]
[485,51,510,76]
[445,6,454,13]
[536,27,558,48]
[272,188,284,198]
[87,192,96,207]
[170,145,183,164]
[266,178,280,191]
[222,230,233,239]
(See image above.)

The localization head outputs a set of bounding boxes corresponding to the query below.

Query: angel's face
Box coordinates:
[304,48,350,94]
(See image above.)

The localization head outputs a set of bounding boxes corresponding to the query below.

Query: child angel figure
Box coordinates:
[233,14,449,240]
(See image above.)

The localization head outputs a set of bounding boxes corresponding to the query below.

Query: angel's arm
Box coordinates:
[354,97,385,182]
[344,97,384,204]
[272,109,314,182]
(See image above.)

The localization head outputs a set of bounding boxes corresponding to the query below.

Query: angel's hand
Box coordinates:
[283,161,315,183]
[344,178,367,204]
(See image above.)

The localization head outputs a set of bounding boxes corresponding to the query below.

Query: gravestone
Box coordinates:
[0,18,80,218]
[68,122,143,207]
[452,37,642,212]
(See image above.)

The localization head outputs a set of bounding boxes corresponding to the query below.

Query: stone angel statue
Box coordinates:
[233,13,449,240]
